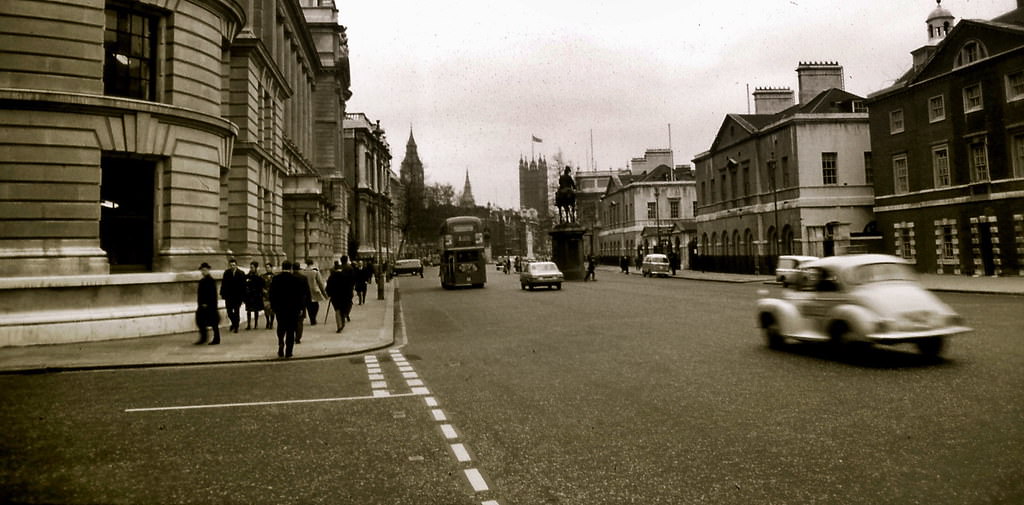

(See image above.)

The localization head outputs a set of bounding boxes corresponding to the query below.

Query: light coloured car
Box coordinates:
[520,261,564,290]
[756,254,971,357]
[392,259,423,277]
[775,255,818,287]
[641,253,671,277]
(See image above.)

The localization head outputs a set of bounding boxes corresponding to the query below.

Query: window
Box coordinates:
[1012,133,1024,178]
[100,155,155,272]
[710,179,715,202]
[941,225,955,260]
[700,181,706,202]
[104,4,159,100]
[647,201,657,219]
[933,145,950,187]
[864,152,873,184]
[969,139,989,182]
[766,160,777,189]
[781,157,790,187]
[890,109,904,134]
[929,95,945,122]
[1007,71,1024,102]
[669,198,680,218]
[901,228,913,259]
[742,162,750,196]
[954,40,988,68]
[893,154,909,194]
[963,84,983,113]
[692,201,698,217]
[852,100,867,113]
[821,152,838,185]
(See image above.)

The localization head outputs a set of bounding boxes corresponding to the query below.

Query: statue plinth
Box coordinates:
[549,223,586,281]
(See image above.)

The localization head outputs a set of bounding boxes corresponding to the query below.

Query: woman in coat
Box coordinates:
[195,262,221,345]
[244,261,265,330]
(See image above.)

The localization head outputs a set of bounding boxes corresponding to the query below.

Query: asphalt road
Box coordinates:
[1,266,1021,504]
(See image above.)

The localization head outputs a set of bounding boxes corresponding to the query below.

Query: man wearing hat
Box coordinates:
[220,258,246,333]
[195,262,221,345]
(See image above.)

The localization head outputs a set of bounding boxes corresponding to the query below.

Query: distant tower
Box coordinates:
[519,156,549,218]
[399,128,425,210]
[459,169,476,207]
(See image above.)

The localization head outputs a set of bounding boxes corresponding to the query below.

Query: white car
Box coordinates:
[520,261,564,290]
[641,253,671,277]
[756,254,971,357]
[775,255,818,287]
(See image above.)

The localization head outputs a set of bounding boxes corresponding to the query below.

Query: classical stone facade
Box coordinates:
[0,0,351,345]
[344,113,393,262]
[693,63,876,274]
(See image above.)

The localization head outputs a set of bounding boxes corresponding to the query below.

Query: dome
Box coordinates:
[927,2,954,23]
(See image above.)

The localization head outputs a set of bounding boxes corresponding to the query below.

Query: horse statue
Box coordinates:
[555,166,577,224]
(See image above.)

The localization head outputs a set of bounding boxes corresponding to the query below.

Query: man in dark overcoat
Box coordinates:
[195,262,221,345]
[325,256,356,333]
[220,258,247,333]
[270,260,308,357]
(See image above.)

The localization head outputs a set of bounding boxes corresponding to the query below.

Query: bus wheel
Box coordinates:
[521,283,526,290]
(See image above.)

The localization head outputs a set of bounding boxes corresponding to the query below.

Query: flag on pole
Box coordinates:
[531,135,543,143]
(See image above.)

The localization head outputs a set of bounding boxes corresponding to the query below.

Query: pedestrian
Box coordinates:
[620,255,630,275]
[584,255,596,281]
[292,261,311,344]
[354,260,369,305]
[194,262,221,345]
[669,252,679,276]
[269,260,306,357]
[244,261,265,330]
[220,258,246,333]
[325,255,356,332]
[302,258,328,325]
[261,262,275,329]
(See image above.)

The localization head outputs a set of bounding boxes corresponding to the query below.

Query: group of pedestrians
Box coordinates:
[194,256,377,358]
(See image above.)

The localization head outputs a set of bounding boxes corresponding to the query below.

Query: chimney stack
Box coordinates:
[752,87,795,114]
[796,61,844,104]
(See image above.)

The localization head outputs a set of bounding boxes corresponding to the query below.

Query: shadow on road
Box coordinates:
[767,341,955,370]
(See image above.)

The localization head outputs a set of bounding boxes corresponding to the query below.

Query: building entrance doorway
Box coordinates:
[100,155,155,272]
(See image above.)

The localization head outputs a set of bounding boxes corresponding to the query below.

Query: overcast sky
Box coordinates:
[341,0,1014,208]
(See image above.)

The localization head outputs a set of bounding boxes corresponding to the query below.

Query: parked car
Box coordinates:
[392,259,424,277]
[756,254,971,356]
[775,255,818,287]
[641,253,671,277]
[520,261,564,290]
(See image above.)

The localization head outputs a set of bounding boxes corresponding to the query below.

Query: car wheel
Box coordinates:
[528,285,534,291]
[828,322,854,353]
[521,283,526,290]
[555,283,561,290]
[760,314,784,349]
[916,337,944,357]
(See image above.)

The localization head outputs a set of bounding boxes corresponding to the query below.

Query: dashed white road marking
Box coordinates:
[401,371,419,378]
[451,443,471,462]
[424,397,438,407]
[407,379,425,386]
[431,409,447,421]
[440,424,458,439]
[464,468,489,492]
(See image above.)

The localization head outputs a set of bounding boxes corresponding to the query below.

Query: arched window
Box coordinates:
[744,228,755,256]
[767,226,778,257]
[782,225,795,255]
[732,230,741,256]
[711,232,719,256]
[955,40,988,68]
[701,233,709,255]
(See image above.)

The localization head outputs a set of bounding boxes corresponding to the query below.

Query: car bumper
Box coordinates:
[864,325,972,343]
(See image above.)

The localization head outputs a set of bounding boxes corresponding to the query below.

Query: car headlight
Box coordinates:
[875,318,893,334]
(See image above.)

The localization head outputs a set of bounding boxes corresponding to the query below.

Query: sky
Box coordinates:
[340,0,1015,209]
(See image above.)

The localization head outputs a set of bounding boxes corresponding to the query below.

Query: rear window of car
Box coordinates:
[397,260,420,267]
[645,256,668,263]
[530,262,559,273]
[777,259,796,269]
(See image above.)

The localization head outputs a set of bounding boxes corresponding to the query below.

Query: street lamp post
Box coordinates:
[654,186,661,254]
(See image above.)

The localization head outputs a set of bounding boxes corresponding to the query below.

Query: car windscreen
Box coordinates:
[530,263,559,273]
[397,260,419,267]
[847,262,918,285]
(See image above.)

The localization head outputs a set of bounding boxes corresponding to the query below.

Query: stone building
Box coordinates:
[693,62,875,274]
[344,113,393,262]
[865,1,1024,276]
[597,150,698,267]
[0,0,351,345]
[575,168,631,258]
[519,156,549,219]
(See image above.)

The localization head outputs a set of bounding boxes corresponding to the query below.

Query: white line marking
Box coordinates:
[464,468,489,492]
[451,443,471,462]
[369,374,385,380]
[482,501,500,505]
[425,397,438,407]
[401,372,418,379]
[440,424,458,439]
[373,390,391,397]
[407,379,424,386]
[431,409,447,421]
[411,387,431,395]
[366,367,381,373]
[398,365,414,372]
[371,381,388,389]
[125,393,418,412]
[364,357,377,363]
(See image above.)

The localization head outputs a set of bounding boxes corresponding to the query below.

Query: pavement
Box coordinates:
[1,267,1020,374]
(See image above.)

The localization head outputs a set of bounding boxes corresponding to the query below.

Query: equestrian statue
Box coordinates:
[555,165,577,224]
